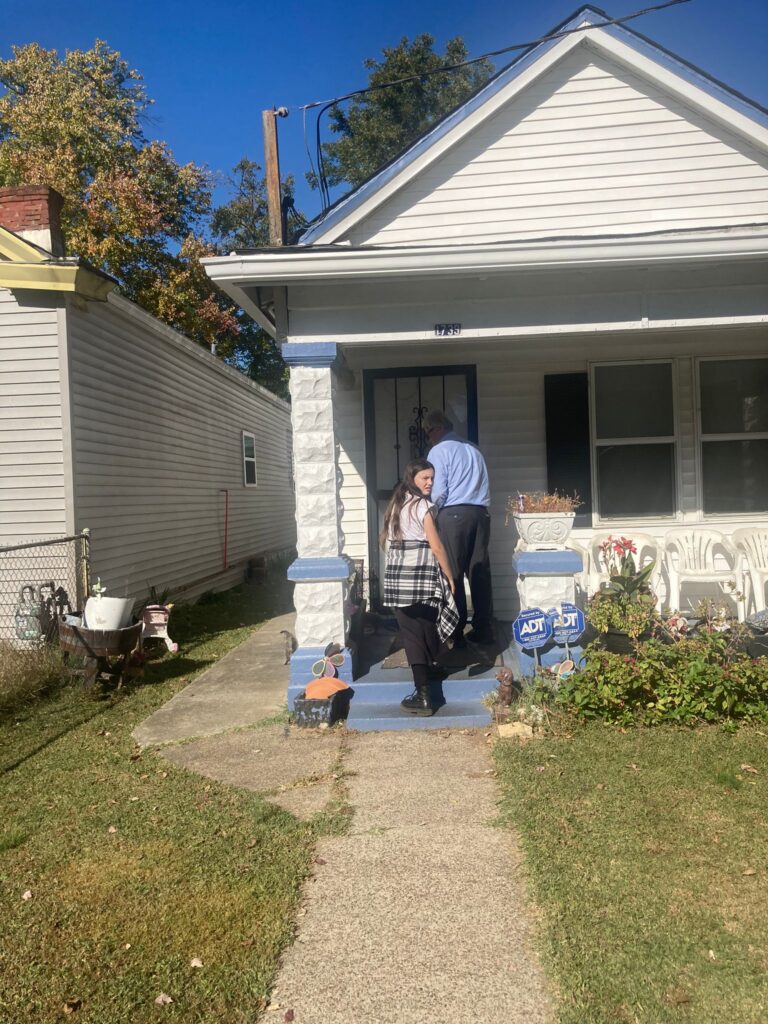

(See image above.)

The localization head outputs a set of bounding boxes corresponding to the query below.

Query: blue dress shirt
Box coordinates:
[428,432,491,509]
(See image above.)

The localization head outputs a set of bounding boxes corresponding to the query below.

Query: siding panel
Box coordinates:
[0,288,65,541]
[349,49,768,246]
[67,295,295,601]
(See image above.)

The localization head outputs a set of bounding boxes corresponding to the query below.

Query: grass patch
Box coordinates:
[0,641,65,716]
[495,724,768,1024]
[0,571,322,1023]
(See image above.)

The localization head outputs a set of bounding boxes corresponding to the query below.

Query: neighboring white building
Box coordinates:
[204,7,768,695]
[0,186,295,633]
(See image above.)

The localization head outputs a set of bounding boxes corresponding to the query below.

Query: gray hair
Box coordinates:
[424,409,453,432]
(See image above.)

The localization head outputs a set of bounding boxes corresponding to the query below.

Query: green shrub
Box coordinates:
[0,642,65,717]
[556,634,768,726]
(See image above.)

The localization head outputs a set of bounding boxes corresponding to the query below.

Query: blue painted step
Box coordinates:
[288,674,498,706]
[347,699,492,732]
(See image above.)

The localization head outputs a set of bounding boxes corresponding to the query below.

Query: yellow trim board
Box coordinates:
[0,224,47,263]
[0,260,115,300]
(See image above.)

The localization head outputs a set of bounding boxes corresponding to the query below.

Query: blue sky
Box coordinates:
[5,0,768,218]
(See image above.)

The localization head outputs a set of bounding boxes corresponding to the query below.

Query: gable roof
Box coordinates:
[299,5,768,246]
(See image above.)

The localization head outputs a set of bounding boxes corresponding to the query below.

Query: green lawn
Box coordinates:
[495,724,768,1024]
[0,573,320,1024]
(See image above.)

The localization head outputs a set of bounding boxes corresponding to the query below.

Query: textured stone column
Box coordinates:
[283,343,353,701]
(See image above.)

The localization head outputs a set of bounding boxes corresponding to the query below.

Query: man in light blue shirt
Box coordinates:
[425,409,493,646]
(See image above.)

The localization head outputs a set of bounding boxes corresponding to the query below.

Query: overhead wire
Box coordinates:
[293,0,692,211]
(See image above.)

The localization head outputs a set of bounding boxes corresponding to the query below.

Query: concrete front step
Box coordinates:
[347,699,492,732]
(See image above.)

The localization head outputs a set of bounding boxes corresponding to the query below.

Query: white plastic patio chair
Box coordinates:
[566,539,591,598]
[588,532,663,606]
[732,528,768,615]
[664,528,745,621]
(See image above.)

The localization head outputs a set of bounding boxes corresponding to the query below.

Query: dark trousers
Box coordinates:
[437,504,493,637]
[393,603,440,669]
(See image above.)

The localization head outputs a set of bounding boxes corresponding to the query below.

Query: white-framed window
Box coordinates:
[697,356,768,515]
[242,431,257,486]
[590,360,677,520]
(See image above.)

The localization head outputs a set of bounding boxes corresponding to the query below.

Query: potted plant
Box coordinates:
[587,536,657,653]
[506,491,581,549]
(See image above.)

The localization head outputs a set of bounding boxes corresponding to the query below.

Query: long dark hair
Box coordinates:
[380,459,434,546]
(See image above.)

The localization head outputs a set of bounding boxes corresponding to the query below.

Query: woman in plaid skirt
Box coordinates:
[382,459,459,716]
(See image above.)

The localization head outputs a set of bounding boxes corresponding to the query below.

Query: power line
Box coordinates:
[297,0,691,112]
[297,0,693,211]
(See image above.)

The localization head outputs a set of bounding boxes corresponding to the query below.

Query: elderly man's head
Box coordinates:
[424,410,453,445]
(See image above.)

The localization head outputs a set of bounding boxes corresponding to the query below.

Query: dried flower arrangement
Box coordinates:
[505,490,582,522]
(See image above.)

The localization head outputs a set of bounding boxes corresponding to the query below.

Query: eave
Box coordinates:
[0,260,116,300]
[204,225,768,288]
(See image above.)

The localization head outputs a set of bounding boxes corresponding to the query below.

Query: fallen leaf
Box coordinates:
[139,773,149,780]
[246,839,259,849]
[708,949,716,960]
[267,1001,281,1011]
[535,766,546,773]
[625,763,641,772]
[241,938,255,948]
[740,763,759,775]
[154,993,173,1006]
[743,867,757,876]
[129,796,139,802]
[596,783,606,790]
[314,857,326,866]
[284,1011,295,1022]
[22,890,32,901]
[124,943,132,950]
[62,998,82,1014]
[107,826,117,834]
[190,957,203,968]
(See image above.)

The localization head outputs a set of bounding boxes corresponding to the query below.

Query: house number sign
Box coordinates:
[434,323,462,336]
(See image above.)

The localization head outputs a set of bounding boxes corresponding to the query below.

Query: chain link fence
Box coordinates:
[0,531,90,645]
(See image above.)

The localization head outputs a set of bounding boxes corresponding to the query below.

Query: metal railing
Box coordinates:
[0,530,90,644]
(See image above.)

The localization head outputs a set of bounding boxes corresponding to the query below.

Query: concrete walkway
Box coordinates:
[271,730,553,1023]
[132,611,295,747]
[133,613,554,1022]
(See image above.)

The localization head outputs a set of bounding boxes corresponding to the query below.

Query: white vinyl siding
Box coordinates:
[0,289,67,542]
[347,48,768,247]
[66,294,294,601]
[340,327,768,619]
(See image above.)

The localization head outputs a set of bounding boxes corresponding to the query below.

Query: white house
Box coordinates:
[0,186,295,636]
[204,7,768,716]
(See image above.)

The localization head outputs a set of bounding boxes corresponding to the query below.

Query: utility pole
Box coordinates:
[262,107,288,246]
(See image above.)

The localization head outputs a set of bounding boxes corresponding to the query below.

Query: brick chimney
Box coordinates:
[0,186,65,257]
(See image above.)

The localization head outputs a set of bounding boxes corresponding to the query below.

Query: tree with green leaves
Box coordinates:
[0,42,289,396]
[317,34,494,193]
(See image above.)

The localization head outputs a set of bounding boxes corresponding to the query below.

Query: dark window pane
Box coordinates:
[595,363,673,439]
[545,373,592,525]
[243,434,256,459]
[702,440,768,513]
[597,443,675,517]
[700,359,768,435]
[244,460,256,485]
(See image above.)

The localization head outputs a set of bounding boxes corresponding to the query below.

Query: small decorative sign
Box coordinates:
[434,323,462,336]
[549,603,586,645]
[512,607,552,649]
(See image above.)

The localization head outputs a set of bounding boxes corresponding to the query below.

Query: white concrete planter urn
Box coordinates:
[512,511,576,550]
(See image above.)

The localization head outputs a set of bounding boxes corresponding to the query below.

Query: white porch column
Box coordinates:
[283,343,353,696]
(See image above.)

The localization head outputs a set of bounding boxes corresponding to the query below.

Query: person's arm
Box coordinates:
[429,445,450,509]
[424,511,456,593]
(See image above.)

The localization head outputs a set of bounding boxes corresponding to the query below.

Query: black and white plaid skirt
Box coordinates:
[383,540,460,643]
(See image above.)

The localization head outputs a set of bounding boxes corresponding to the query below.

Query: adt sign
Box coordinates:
[549,603,586,645]
[513,608,553,650]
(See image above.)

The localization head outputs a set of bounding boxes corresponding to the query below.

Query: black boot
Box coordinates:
[401,664,435,716]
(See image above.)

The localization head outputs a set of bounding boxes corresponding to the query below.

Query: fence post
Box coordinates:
[77,529,91,611]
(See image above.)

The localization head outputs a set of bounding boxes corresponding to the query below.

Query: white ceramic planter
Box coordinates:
[84,596,134,630]
[513,511,576,550]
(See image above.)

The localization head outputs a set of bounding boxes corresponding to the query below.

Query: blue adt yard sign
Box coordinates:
[513,608,552,649]
[550,603,586,645]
